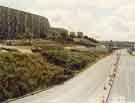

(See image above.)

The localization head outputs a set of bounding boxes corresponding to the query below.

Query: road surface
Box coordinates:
[8,50,135,103]
[109,50,135,103]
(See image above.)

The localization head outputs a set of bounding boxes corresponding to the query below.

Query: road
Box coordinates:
[8,50,135,103]
[109,50,135,103]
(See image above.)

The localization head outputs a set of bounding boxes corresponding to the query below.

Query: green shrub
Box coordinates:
[0,47,106,102]
[42,49,95,70]
[0,52,64,102]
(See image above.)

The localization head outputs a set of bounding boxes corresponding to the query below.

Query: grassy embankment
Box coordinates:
[0,44,107,102]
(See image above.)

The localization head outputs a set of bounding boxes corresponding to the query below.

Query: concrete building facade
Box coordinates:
[0,6,50,39]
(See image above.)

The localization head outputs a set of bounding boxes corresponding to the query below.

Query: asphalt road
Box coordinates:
[109,50,135,103]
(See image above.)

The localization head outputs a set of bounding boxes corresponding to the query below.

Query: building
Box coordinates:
[0,6,50,39]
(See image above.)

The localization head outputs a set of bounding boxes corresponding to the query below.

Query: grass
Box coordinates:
[0,45,107,102]
[40,46,107,77]
[0,52,65,102]
[42,49,95,70]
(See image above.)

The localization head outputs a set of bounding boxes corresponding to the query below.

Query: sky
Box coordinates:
[0,0,134,41]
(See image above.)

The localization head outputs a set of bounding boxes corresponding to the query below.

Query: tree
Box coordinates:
[16,33,25,40]
[84,35,89,39]
[15,28,33,45]
[77,32,83,38]
[70,32,76,38]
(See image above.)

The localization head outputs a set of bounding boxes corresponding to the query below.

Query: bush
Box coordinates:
[0,52,64,102]
[0,47,106,102]
[42,49,95,70]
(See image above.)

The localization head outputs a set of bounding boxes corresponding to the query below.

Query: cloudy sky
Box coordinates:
[0,0,134,41]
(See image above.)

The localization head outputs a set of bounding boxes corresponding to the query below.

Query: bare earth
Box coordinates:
[0,44,32,54]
